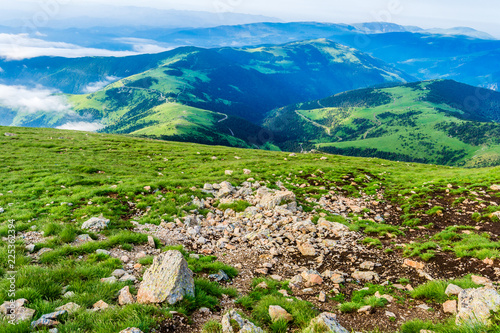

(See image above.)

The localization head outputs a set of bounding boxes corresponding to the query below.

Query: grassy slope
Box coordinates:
[265,80,500,167]
[1,126,500,332]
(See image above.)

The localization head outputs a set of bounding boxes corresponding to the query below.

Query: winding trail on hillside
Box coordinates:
[363,114,382,139]
[117,81,169,102]
[295,110,332,135]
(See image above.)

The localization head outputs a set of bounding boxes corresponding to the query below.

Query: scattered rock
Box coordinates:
[112,269,127,278]
[73,234,93,245]
[385,311,396,318]
[81,216,109,231]
[490,185,500,191]
[209,270,230,282]
[100,276,117,283]
[445,284,463,296]
[471,275,491,286]
[404,259,425,270]
[147,236,156,248]
[443,300,457,314]
[268,305,293,322]
[0,299,35,323]
[456,287,500,325]
[137,250,194,305]
[118,286,135,305]
[360,261,375,270]
[319,291,327,302]
[31,310,67,329]
[119,328,143,333]
[256,282,268,289]
[303,312,348,333]
[352,271,379,282]
[221,309,264,332]
[225,170,234,176]
[260,190,296,210]
[297,242,316,256]
[301,270,323,286]
[55,302,80,314]
[96,249,111,256]
[93,300,109,311]
[358,305,372,314]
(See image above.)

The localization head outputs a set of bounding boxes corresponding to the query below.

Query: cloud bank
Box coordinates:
[56,121,104,132]
[0,84,72,114]
[0,33,137,60]
[82,76,120,93]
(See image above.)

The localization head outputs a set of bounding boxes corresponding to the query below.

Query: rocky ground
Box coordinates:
[13,178,500,333]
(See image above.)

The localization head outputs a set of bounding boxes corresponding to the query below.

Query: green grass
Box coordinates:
[339,284,391,313]
[411,275,480,303]
[1,126,500,332]
[217,200,252,212]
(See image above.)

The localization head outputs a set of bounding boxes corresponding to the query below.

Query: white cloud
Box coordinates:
[0,67,4,73]
[0,33,138,60]
[0,84,73,114]
[82,75,120,93]
[56,121,104,132]
[114,37,172,54]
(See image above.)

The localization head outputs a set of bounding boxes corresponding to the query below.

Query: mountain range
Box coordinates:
[2,20,500,167]
[264,80,500,167]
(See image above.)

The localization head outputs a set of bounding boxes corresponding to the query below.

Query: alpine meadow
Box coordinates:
[1,1,500,333]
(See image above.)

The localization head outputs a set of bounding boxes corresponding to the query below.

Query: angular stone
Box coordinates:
[31,310,67,329]
[96,249,110,256]
[221,309,264,333]
[301,270,323,286]
[319,291,327,302]
[302,312,348,333]
[81,216,109,231]
[0,299,35,323]
[471,275,491,286]
[269,305,293,322]
[73,234,93,245]
[352,271,379,282]
[456,287,500,325]
[260,191,296,210]
[317,218,350,236]
[93,300,109,311]
[256,282,268,289]
[404,259,425,270]
[118,286,135,305]
[386,311,396,318]
[100,276,117,283]
[445,284,463,296]
[119,328,143,333]
[360,261,375,270]
[443,300,457,314]
[297,243,316,256]
[331,273,345,284]
[112,269,127,278]
[147,236,156,248]
[137,250,194,305]
[358,305,372,314]
[119,274,137,283]
[55,302,80,314]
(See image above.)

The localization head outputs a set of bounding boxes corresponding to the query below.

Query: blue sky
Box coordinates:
[7,0,500,37]
[89,0,500,36]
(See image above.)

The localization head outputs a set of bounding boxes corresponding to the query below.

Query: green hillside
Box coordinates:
[1,39,412,149]
[264,80,500,167]
[1,127,500,333]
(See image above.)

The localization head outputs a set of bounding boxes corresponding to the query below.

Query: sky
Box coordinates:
[11,0,496,37]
